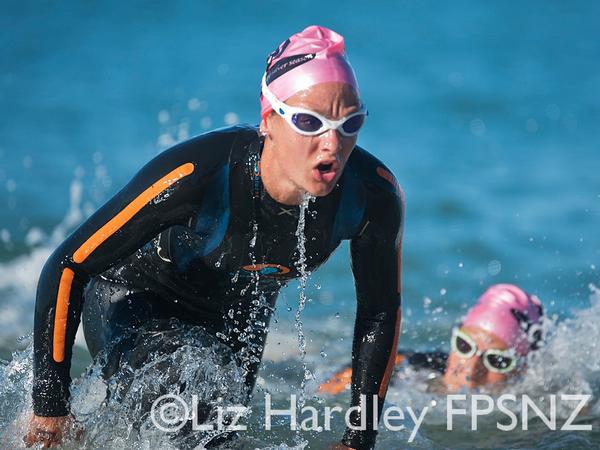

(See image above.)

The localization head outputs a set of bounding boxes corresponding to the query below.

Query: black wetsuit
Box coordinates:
[402,351,448,373]
[32,125,404,449]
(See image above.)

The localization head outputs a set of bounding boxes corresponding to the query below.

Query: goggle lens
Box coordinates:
[455,335,473,355]
[485,353,514,371]
[341,114,366,134]
[292,113,323,132]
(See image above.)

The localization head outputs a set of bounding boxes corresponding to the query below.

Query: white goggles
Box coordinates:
[451,328,519,374]
[261,74,367,137]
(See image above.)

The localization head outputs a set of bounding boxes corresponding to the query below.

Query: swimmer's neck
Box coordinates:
[260,139,306,206]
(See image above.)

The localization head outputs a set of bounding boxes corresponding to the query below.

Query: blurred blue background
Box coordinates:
[1,0,599,351]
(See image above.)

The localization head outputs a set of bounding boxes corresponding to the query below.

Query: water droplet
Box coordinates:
[470,118,486,136]
[224,112,239,125]
[488,260,502,276]
[201,116,213,129]
[158,110,170,124]
[545,103,560,121]
[6,179,16,192]
[188,98,207,112]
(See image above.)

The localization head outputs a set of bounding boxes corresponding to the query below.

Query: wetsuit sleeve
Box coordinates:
[32,135,228,417]
[342,171,404,450]
[408,351,448,373]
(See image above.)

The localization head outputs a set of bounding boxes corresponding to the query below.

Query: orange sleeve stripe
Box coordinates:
[396,243,402,295]
[52,268,75,363]
[72,163,195,264]
[378,307,402,398]
[376,166,402,196]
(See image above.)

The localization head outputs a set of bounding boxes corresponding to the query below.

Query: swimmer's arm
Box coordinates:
[342,179,404,450]
[32,132,235,417]
[319,351,447,394]
[319,351,410,396]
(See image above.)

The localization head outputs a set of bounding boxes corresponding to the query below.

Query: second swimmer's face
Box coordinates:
[261,82,361,201]
[443,326,513,392]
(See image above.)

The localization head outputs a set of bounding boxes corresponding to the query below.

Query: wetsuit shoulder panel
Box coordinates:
[347,146,404,201]
[331,162,367,243]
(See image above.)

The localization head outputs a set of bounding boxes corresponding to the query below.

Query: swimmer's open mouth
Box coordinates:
[317,163,334,174]
[312,160,339,183]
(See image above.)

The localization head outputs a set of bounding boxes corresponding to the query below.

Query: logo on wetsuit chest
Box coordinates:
[241,263,291,276]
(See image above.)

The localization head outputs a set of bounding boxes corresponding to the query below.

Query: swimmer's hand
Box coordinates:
[23,414,83,448]
[328,443,355,450]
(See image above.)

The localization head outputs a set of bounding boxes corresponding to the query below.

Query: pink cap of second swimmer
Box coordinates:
[260,25,359,118]
[462,284,543,356]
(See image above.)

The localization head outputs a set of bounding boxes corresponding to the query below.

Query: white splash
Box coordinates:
[293,193,316,411]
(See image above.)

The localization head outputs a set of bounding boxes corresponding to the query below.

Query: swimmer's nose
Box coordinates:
[460,355,488,388]
[319,129,342,153]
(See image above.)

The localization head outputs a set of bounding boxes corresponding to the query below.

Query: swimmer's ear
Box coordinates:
[259,116,269,137]
[259,111,277,137]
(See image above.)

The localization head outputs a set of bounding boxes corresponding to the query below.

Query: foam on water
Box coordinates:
[1,325,284,449]
[0,329,326,449]
[70,324,250,450]
[0,174,89,348]
[405,284,600,416]
[512,284,600,415]
[370,286,600,448]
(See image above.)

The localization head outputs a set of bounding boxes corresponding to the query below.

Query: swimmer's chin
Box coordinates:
[305,182,337,197]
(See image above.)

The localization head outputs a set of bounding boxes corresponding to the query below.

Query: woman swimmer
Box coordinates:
[320,284,544,395]
[25,26,404,450]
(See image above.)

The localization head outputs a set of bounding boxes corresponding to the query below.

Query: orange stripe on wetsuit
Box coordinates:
[376,165,404,293]
[52,163,195,362]
[52,268,75,362]
[73,163,195,263]
[378,307,402,398]
[396,242,402,295]
[376,166,403,393]
[376,166,402,196]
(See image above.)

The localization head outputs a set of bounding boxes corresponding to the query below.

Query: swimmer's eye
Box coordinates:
[485,354,514,370]
[455,336,473,355]
[341,113,366,134]
[292,113,323,132]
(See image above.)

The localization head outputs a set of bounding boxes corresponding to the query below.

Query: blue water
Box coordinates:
[1,1,600,448]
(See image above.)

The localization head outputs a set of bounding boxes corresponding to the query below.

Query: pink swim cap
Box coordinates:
[260,25,359,119]
[462,284,544,356]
